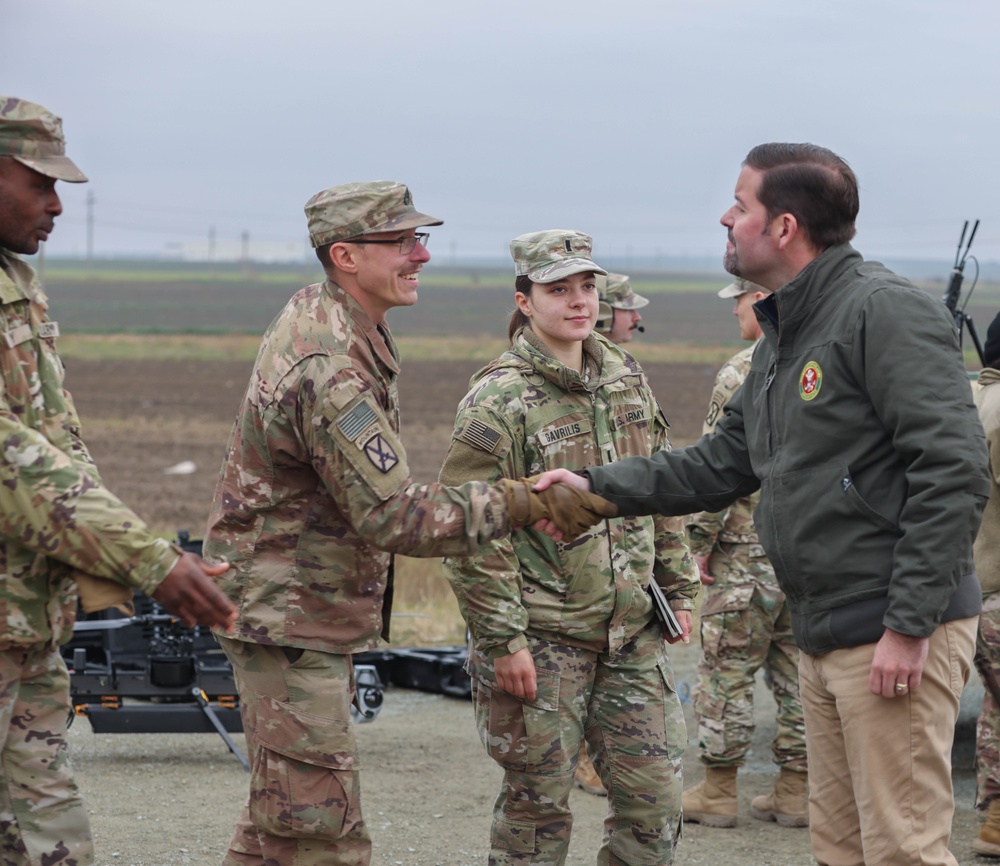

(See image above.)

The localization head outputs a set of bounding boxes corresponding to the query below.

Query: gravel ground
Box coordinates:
[67,639,985,866]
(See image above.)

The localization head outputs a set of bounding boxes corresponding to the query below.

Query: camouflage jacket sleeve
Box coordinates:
[295,357,508,556]
[685,348,753,552]
[438,402,529,658]
[649,405,701,609]
[0,395,179,595]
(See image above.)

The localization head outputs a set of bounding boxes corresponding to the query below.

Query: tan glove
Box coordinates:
[73,570,135,615]
[503,476,618,542]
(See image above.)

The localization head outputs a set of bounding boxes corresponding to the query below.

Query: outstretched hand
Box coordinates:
[521,470,597,540]
[503,474,615,541]
[152,552,237,632]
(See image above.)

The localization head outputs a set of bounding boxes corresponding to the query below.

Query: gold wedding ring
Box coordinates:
[894,683,908,693]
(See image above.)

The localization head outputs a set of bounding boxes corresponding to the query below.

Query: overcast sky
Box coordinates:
[5,0,999,269]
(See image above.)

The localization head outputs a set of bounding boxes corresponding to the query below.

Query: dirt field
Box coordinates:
[67,355,717,534]
[62,354,986,865]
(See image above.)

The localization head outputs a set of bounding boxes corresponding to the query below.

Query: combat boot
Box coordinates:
[973,797,1000,857]
[750,767,809,828]
[574,742,607,796]
[682,766,738,828]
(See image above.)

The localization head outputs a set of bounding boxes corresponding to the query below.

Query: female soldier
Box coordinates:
[439,230,699,866]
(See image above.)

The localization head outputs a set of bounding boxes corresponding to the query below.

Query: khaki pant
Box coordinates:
[0,645,93,866]
[217,636,370,866]
[799,616,977,866]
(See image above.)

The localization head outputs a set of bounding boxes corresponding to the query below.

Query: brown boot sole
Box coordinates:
[683,811,738,828]
[750,806,809,828]
[574,779,607,797]
[973,837,1000,857]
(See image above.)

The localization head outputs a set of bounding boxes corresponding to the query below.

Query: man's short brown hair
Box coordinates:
[744,143,859,250]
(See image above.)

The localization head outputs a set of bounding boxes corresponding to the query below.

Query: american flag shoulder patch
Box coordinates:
[457,418,504,454]
[338,399,379,443]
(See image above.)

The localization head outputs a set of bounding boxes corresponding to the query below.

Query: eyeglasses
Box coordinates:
[344,233,430,254]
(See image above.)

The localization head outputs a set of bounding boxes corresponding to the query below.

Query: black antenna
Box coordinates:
[941,219,984,365]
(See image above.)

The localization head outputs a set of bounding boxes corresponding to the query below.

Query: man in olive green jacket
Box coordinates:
[535,142,988,866]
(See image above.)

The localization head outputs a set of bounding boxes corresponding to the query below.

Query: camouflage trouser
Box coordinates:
[470,623,685,866]
[694,542,806,771]
[0,645,93,866]
[976,593,1000,809]
[217,635,369,866]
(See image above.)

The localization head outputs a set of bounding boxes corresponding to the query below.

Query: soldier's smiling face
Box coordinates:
[351,230,431,323]
[0,157,63,256]
[516,271,599,353]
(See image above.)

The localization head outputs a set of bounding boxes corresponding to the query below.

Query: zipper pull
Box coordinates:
[765,363,777,391]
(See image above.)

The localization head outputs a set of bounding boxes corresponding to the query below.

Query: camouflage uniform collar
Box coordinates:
[0,249,37,305]
[323,278,400,373]
[513,326,609,391]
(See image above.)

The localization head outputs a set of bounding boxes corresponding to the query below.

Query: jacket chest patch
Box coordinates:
[612,404,648,429]
[536,417,591,448]
[3,323,32,348]
[799,361,823,401]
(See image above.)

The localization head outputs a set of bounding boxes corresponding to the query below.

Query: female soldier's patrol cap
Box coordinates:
[0,96,88,183]
[718,277,768,298]
[305,180,443,248]
[510,230,608,283]
[601,273,649,310]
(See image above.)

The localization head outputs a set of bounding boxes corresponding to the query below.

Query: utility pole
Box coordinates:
[86,190,95,270]
[241,230,250,264]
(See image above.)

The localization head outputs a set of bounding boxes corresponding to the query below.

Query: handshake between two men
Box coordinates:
[502,474,615,541]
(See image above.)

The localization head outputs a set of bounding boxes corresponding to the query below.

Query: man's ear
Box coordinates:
[328,242,359,274]
[772,212,800,251]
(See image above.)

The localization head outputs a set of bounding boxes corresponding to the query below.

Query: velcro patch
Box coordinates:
[536,417,591,449]
[37,321,59,339]
[338,400,378,443]
[3,323,32,348]
[363,433,399,473]
[457,419,503,454]
[611,404,648,429]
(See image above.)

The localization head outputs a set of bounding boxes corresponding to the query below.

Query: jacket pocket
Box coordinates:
[759,463,899,602]
[841,471,903,536]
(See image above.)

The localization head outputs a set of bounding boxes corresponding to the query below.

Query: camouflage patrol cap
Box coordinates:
[602,273,649,310]
[510,229,608,283]
[718,277,768,298]
[0,96,88,183]
[305,180,442,248]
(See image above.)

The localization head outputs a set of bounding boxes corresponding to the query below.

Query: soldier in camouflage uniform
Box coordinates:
[574,271,653,798]
[682,278,808,829]
[0,97,237,866]
[972,313,1000,857]
[440,230,700,866]
[204,189,613,866]
[594,272,648,344]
